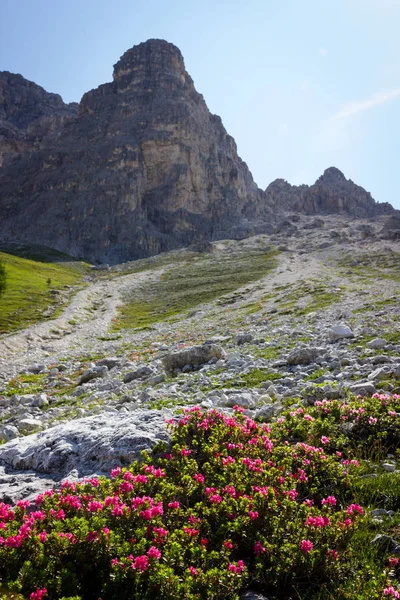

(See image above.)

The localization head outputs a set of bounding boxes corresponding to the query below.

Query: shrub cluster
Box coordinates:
[0,404,397,599]
[276,393,400,459]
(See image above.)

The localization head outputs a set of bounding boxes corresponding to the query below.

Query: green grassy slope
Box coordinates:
[112,247,278,331]
[0,251,89,334]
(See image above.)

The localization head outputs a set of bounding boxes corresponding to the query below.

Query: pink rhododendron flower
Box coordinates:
[346,503,364,516]
[254,540,266,555]
[321,496,337,506]
[320,436,329,445]
[132,555,149,571]
[383,587,400,598]
[30,589,47,600]
[300,539,313,553]
[228,560,245,574]
[147,546,161,559]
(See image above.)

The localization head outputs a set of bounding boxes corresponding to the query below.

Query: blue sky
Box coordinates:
[1,0,399,209]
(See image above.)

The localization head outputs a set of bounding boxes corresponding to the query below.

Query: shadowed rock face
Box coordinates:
[265,167,396,218]
[0,71,77,166]
[0,40,397,264]
[0,40,271,264]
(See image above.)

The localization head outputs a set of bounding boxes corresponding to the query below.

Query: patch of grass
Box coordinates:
[253,346,281,361]
[0,252,89,334]
[304,368,328,382]
[338,252,400,283]
[3,373,46,397]
[351,471,400,511]
[111,249,278,331]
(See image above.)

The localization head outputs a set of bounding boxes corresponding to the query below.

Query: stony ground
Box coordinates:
[0,213,399,504]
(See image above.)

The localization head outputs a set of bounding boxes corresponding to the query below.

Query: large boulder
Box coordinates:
[286,346,320,365]
[162,343,226,373]
[0,410,171,480]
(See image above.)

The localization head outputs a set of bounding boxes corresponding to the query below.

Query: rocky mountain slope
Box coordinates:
[0,39,397,264]
[266,166,396,217]
[0,40,270,264]
[0,71,77,166]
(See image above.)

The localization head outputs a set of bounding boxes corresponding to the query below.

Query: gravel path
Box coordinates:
[0,267,165,378]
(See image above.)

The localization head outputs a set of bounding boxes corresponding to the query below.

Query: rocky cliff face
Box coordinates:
[0,72,77,167]
[0,40,397,264]
[0,40,270,264]
[266,167,396,218]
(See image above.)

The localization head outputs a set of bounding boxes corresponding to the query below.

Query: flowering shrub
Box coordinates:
[0,406,390,599]
[276,393,400,459]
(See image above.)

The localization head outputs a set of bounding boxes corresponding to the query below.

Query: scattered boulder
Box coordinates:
[96,357,121,370]
[79,365,108,385]
[26,364,46,374]
[367,367,391,382]
[124,365,154,383]
[162,343,226,373]
[287,346,319,365]
[367,338,387,350]
[234,333,254,346]
[348,382,376,396]
[220,391,259,409]
[329,324,354,341]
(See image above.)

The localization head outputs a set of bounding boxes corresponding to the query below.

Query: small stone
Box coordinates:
[371,509,390,517]
[0,425,19,441]
[382,463,396,473]
[31,393,49,408]
[18,418,43,434]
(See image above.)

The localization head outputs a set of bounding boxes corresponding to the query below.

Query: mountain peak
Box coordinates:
[113,39,187,85]
[319,166,347,183]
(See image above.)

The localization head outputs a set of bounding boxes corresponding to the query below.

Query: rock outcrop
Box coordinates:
[0,40,271,264]
[266,167,396,219]
[0,71,77,166]
[0,41,397,264]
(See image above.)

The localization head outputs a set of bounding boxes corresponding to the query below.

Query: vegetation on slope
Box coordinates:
[0,251,89,334]
[0,397,400,599]
[112,248,278,331]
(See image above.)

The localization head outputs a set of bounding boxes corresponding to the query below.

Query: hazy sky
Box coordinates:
[1,0,400,209]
